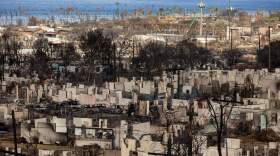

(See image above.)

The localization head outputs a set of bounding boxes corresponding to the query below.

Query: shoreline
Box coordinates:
[0,1,278,26]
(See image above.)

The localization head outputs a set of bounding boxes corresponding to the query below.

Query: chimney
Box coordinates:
[236,93,241,102]
[26,87,30,104]
[246,150,250,156]
[16,83,19,100]
[146,101,150,115]
[253,146,258,156]
[1,81,7,92]
[264,145,268,156]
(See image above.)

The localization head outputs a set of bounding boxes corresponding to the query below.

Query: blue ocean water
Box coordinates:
[0,0,279,14]
[0,0,279,24]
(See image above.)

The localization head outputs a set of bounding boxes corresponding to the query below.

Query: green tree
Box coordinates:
[176,40,212,69]
[257,41,280,69]
[0,30,22,78]
[79,29,116,82]
[131,42,168,78]
[222,49,242,68]
[58,42,81,81]
[30,38,51,80]
[132,40,213,78]
[61,43,80,67]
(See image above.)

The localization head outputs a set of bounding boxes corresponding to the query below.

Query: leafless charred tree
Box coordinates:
[206,98,232,156]
[204,80,241,156]
[28,16,38,26]
[171,101,207,156]
[193,135,207,155]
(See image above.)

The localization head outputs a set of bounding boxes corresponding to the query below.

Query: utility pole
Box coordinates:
[0,53,2,82]
[230,29,233,51]
[132,37,135,60]
[230,28,237,51]
[204,11,208,49]
[12,110,18,156]
[227,0,232,48]
[1,33,8,82]
[268,26,272,72]
[177,70,181,98]
[198,0,205,36]
[228,0,231,30]
[258,33,261,52]
[205,32,208,49]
